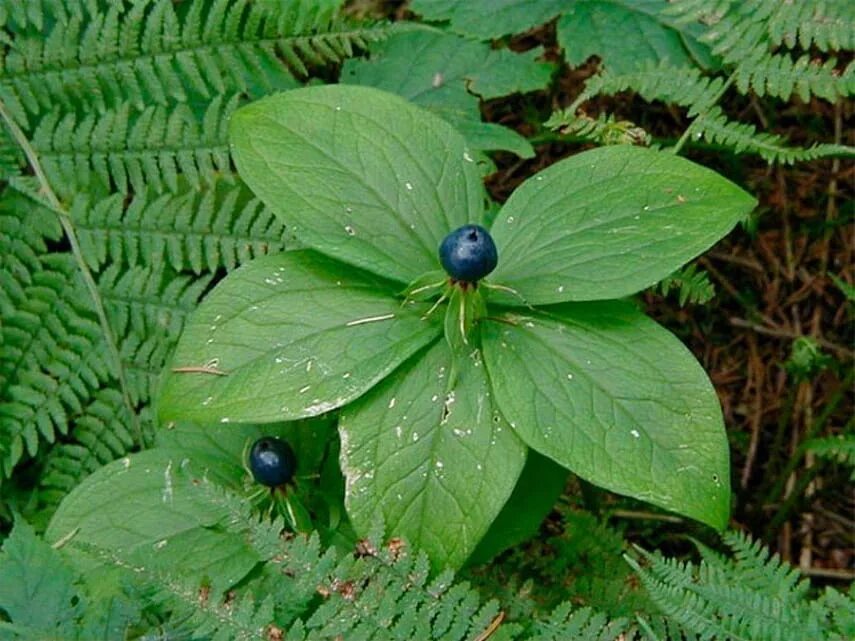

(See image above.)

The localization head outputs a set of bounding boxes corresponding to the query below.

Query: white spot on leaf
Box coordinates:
[162,461,173,504]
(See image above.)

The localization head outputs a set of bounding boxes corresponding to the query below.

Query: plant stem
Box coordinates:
[0,99,141,443]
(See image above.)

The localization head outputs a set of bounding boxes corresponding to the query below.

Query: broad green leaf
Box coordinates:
[45,449,263,592]
[158,251,441,424]
[454,120,534,159]
[230,84,484,284]
[0,519,82,637]
[342,30,549,158]
[467,451,567,565]
[557,0,713,73]
[339,341,526,569]
[411,0,566,39]
[488,146,756,305]
[481,302,730,529]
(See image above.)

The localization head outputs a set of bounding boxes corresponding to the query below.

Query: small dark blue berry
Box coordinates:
[438,224,498,282]
[249,436,296,487]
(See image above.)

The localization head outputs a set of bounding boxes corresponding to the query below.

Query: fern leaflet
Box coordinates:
[70,181,289,274]
[570,65,855,164]
[805,434,855,479]
[33,95,239,196]
[627,531,853,641]
[0,0,393,127]
[657,264,716,306]
[544,110,651,147]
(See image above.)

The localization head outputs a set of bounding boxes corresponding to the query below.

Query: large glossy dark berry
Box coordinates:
[248,436,296,487]
[438,224,498,282]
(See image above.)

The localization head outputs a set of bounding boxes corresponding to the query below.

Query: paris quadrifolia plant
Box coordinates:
[158,84,756,569]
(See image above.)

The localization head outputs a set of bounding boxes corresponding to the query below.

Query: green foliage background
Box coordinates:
[0,0,852,639]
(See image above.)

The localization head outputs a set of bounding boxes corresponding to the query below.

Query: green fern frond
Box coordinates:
[657,264,715,306]
[718,531,808,600]
[764,0,855,50]
[527,602,633,641]
[38,389,143,510]
[0,0,392,127]
[577,66,855,163]
[805,434,855,479]
[0,123,22,179]
[579,65,723,114]
[666,0,854,102]
[34,95,239,195]
[544,110,651,147]
[0,252,112,478]
[665,0,855,52]
[0,189,62,316]
[275,538,504,640]
[571,3,853,163]
[99,264,209,404]
[71,182,288,274]
[0,0,98,32]
[627,531,847,641]
[100,264,209,346]
[694,106,854,164]
[102,548,276,641]
[732,51,853,103]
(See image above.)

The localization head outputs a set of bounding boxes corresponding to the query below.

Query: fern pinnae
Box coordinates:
[70,181,288,274]
[681,0,853,102]
[0,0,94,32]
[0,252,112,477]
[528,602,633,641]
[34,94,238,196]
[93,544,274,641]
[693,106,855,164]
[0,96,141,452]
[657,264,715,306]
[627,532,850,641]
[565,2,853,163]
[0,0,394,126]
[38,389,141,510]
[804,434,855,478]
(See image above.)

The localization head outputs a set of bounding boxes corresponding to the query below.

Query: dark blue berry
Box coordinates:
[438,224,498,283]
[249,436,296,487]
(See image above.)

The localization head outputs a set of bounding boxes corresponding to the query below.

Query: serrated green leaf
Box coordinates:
[230,84,484,284]
[481,302,730,529]
[45,449,262,593]
[340,341,526,569]
[488,146,756,305]
[342,31,548,158]
[158,251,441,424]
[0,519,81,636]
[411,0,567,39]
[557,0,714,73]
